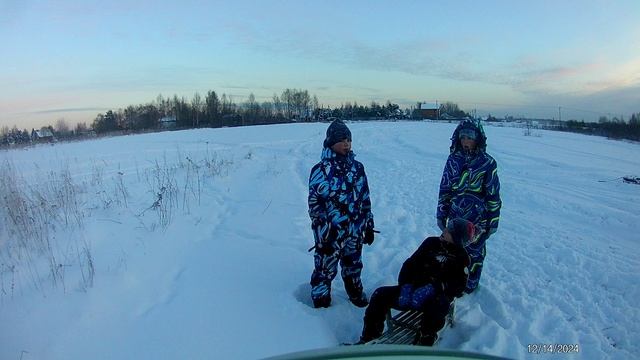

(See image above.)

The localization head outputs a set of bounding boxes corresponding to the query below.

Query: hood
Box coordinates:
[449,118,488,153]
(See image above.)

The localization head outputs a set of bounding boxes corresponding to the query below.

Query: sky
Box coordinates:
[1,0,639,130]
[1,122,639,359]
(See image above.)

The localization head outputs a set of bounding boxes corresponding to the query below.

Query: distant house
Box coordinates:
[77,128,97,138]
[158,115,177,129]
[439,113,469,122]
[31,128,56,143]
[416,103,439,119]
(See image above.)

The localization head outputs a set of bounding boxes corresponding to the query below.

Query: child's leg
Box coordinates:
[417,296,451,345]
[339,236,365,301]
[466,243,487,293]
[310,247,340,307]
[361,286,401,342]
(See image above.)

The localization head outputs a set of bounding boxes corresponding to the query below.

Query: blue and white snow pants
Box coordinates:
[310,236,363,302]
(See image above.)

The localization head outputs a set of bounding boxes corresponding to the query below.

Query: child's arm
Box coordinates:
[308,164,328,226]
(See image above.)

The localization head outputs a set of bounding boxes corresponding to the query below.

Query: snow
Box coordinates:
[0,121,638,359]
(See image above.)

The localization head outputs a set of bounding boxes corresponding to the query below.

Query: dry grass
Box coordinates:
[0,146,233,298]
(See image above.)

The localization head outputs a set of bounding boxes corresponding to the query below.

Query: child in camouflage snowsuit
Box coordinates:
[437,119,501,293]
[308,120,375,308]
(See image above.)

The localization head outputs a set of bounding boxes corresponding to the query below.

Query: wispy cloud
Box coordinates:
[221,21,640,109]
[31,107,109,114]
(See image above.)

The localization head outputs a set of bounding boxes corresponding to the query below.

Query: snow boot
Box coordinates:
[344,277,368,307]
[349,291,369,308]
[358,323,382,344]
[313,296,331,308]
[414,331,437,346]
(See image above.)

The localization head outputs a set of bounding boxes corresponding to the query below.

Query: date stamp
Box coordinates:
[527,343,580,354]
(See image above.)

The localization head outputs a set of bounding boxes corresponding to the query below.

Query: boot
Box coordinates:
[359,323,382,344]
[313,296,331,308]
[414,331,437,346]
[344,277,368,307]
[349,291,369,308]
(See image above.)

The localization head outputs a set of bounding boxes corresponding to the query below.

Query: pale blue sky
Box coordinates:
[1,0,639,129]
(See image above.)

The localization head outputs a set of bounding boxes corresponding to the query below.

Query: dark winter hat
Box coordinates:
[446,218,476,247]
[323,120,352,148]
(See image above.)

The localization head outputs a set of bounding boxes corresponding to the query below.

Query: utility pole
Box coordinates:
[558,106,562,122]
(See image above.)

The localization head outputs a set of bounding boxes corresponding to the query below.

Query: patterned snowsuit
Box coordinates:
[437,119,501,292]
[308,147,374,304]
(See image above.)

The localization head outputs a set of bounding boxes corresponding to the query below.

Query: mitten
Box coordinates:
[410,284,436,310]
[364,228,375,245]
[397,284,413,310]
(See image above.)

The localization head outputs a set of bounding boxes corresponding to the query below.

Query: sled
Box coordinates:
[623,176,640,185]
[365,300,455,345]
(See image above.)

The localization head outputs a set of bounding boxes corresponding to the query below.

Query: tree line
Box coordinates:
[2,90,639,146]
[561,114,640,141]
[0,88,414,146]
[91,88,321,133]
[80,88,415,135]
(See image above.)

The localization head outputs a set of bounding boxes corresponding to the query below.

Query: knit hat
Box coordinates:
[446,218,476,247]
[323,120,352,148]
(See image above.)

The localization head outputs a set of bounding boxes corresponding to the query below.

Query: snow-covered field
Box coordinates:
[1,121,638,359]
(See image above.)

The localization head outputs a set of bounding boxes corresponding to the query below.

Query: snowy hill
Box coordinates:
[1,121,638,359]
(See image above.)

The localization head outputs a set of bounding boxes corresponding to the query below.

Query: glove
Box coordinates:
[315,241,335,256]
[397,284,413,310]
[437,218,446,231]
[410,284,436,310]
[364,228,375,245]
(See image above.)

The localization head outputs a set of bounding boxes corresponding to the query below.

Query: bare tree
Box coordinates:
[55,118,71,137]
[281,89,292,119]
[261,100,273,121]
[272,94,282,118]
[312,95,319,114]
[192,92,203,128]
[74,122,88,134]
[245,93,259,124]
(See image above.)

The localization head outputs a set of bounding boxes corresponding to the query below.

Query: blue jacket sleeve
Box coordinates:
[308,164,330,243]
[360,166,375,231]
[437,155,455,222]
[483,158,501,234]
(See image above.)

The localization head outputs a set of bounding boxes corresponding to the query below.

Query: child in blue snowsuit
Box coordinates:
[437,119,501,293]
[308,120,375,308]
